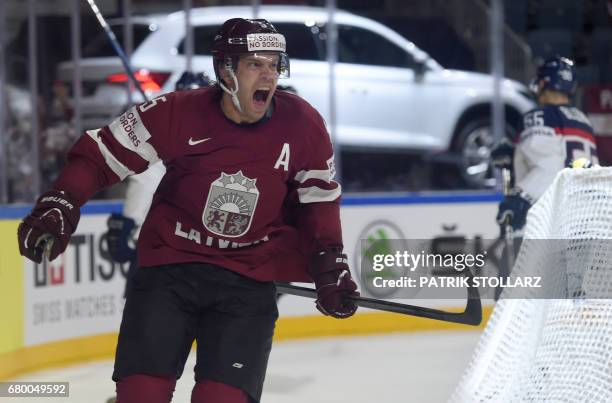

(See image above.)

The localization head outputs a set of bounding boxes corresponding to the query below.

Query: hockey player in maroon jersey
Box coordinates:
[17,18,358,403]
[491,56,598,235]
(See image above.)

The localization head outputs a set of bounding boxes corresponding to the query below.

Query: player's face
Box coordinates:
[232,53,279,122]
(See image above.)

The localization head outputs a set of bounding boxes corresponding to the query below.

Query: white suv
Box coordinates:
[57,5,535,187]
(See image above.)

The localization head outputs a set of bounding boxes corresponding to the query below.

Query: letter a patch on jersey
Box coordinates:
[202,171,259,238]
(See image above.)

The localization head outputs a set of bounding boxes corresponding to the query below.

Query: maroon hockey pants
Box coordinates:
[116,374,249,403]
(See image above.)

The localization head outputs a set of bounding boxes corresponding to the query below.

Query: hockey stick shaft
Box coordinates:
[275,276,482,326]
[84,0,149,102]
[501,167,515,269]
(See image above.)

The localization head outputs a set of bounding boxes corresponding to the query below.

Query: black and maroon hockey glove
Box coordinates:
[308,248,359,319]
[17,190,80,263]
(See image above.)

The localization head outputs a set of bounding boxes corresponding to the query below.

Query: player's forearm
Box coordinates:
[297,201,344,254]
[53,136,122,206]
[515,137,565,202]
[515,165,561,203]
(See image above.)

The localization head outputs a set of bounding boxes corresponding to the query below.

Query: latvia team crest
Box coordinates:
[202,171,260,237]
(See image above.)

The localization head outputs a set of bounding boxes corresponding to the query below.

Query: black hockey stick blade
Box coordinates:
[275,275,482,326]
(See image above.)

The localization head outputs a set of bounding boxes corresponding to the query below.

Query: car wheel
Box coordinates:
[455,118,499,188]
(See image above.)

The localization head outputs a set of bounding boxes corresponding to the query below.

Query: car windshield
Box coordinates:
[82,22,157,58]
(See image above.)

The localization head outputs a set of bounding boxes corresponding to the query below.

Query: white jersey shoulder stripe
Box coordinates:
[294,168,332,183]
[108,106,160,165]
[86,129,135,180]
[297,183,341,204]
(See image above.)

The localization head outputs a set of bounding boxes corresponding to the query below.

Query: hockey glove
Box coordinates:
[490,139,514,169]
[103,213,137,264]
[496,192,531,236]
[308,248,359,319]
[17,190,80,263]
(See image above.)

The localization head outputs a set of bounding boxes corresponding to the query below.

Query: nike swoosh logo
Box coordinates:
[188,137,211,146]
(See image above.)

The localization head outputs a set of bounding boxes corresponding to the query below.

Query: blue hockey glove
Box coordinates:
[104,213,137,263]
[496,192,531,236]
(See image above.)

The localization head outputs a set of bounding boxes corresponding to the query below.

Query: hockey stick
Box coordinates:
[84,0,149,102]
[32,238,481,325]
[494,167,515,300]
[275,272,482,326]
[501,167,515,270]
[34,239,482,326]
[31,243,481,325]
[34,237,482,325]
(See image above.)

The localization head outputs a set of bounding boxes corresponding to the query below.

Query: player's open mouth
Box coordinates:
[252,88,270,109]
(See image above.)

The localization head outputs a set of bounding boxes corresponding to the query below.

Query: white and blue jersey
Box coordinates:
[513,104,597,202]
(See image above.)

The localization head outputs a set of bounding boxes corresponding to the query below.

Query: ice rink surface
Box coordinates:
[7,330,482,403]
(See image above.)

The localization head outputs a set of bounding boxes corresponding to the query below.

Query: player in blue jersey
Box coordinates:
[491,56,598,234]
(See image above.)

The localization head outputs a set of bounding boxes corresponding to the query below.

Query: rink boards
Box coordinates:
[0,193,499,379]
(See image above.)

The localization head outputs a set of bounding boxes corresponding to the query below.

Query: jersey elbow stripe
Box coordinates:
[294,168,332,183]
[297,184,341,203]
[108,107,160,165]
[86,129,136,180]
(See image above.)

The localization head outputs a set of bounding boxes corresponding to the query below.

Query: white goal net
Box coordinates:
[450,167,612,403]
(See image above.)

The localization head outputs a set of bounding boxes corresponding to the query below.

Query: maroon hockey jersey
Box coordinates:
[54,87,343,282]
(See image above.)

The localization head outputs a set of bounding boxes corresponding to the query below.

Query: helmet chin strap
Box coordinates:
[219,67,243,113]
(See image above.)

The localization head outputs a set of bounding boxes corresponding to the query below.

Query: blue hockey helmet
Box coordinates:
[530,56,577,95]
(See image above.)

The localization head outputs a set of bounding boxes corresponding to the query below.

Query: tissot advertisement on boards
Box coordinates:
[23,216,127,346]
